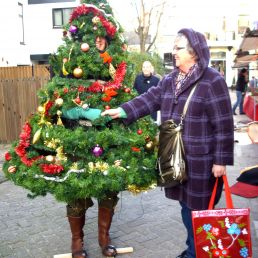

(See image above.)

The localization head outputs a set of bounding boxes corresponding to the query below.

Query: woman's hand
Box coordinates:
[212,164,226,177]
[101,108,121,119]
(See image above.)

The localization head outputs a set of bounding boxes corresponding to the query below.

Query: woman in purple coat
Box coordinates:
[102,28,234,258]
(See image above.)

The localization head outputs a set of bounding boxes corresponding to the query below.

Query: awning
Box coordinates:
[233,28,258,68]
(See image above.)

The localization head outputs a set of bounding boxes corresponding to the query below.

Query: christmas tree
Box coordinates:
[3,0,158,203]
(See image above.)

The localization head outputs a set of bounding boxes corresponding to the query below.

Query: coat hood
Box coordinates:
[178,28,210,71]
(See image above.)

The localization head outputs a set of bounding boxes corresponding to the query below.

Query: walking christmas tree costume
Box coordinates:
[3,0,158,257]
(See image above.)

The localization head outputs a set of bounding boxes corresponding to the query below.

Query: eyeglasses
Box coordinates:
[173,46,186,51]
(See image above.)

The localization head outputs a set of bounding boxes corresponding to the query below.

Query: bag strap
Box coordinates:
[208,175,234,210]
[180,83,198,124]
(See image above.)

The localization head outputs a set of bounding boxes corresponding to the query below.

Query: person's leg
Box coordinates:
[239,93,245,114]
[67,198,94,258]
[232,91,242,114]
[179,201,196,258]
[98,192,119,257]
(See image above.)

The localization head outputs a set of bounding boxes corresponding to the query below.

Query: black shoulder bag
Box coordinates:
[156,84,197,188]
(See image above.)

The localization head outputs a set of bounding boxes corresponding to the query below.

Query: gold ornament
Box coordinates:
[56,110,63,126]
[145,141,154,151]
[8,165,16,173]
[70,162,79,170]
[37,105,45,113]
[55,98,64,106]
[73,67,83,78]
[56,146,67,162]
[114,160,122,166]
[109,63,116,80]
[45,155,55,162]
[92,16,100,24]
[32,128,42,144]
[44,138,60,149]
[81,43,90,52]
[62,63,69,76]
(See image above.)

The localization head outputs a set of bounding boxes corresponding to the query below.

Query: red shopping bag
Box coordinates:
[192,175,252,258]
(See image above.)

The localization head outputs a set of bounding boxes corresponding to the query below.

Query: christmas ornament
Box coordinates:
[109,63,116,80]
[69,25,78,34]
[114,160,122,166]
[92,144,104,157]
[92,16,100,24]
[137,129,143,135]
[81,43,90,52]
[73,67,83,78]
[32,128,42,144]
[74,97,81,104]
[62,63,69,76]
[37,105,45,113]
[45,155,55,162]
[124,87,131,93]
[5,152,11,161]
[55,98,63,106]
[82,103,89,109]
[56,110,63,126]
[63,58,68,63]
[145,141,154,151]
[8,165,16,173]
[105,105,110,110]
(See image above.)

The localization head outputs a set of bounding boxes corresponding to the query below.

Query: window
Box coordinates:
[29,0,75,4]
[18,3,25,44]
[53,8,73,28]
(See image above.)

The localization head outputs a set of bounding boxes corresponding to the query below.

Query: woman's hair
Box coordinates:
[176,33,198,61]
[241,68,247,74]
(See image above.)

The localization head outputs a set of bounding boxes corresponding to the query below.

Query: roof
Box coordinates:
[233,28,258,68]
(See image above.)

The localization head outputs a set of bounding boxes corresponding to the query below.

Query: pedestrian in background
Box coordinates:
[249,76,257,89]
[134,61,160,121]
[232,68,249,115]
[102,28,234,258]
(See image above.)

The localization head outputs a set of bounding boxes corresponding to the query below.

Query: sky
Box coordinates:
[107,0,258,34]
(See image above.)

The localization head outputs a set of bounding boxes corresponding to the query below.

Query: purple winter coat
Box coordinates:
[121,28,234,210]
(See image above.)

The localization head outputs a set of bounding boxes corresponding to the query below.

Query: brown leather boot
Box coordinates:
[98,207,117,257]
[68,215,87,258]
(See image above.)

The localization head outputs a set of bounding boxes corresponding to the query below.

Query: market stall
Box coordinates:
[244,94,258,121]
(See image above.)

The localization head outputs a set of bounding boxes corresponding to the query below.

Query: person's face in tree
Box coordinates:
[95,36,107,52]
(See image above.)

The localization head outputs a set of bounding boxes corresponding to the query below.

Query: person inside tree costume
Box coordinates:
[3,1,158,257]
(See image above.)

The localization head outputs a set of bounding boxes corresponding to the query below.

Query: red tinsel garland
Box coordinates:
[69,5,117,38]
[40,164,64,175]
[86,61,127,93]
[15,122,43,167]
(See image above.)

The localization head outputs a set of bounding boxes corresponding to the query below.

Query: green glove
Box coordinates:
[118,107,127,118]
[63,107,101,121]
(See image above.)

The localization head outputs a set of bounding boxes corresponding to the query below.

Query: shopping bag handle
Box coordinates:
[208,175,234,209]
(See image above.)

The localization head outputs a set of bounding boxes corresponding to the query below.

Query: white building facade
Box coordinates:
[0,0,80,67]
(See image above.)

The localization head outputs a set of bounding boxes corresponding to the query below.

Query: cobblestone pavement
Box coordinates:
[0,91,258,258]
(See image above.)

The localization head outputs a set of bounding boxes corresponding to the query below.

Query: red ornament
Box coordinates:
[131,147,141,152]
[124,87,131,93]
[105,105,111,110]
[212,249,221,257]
[5,152,12,161]
[137,129,143,135]
[63,87,69,93]
[75,97,81,104]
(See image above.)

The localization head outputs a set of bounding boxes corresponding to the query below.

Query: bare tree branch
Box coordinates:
[133,0,167,53]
